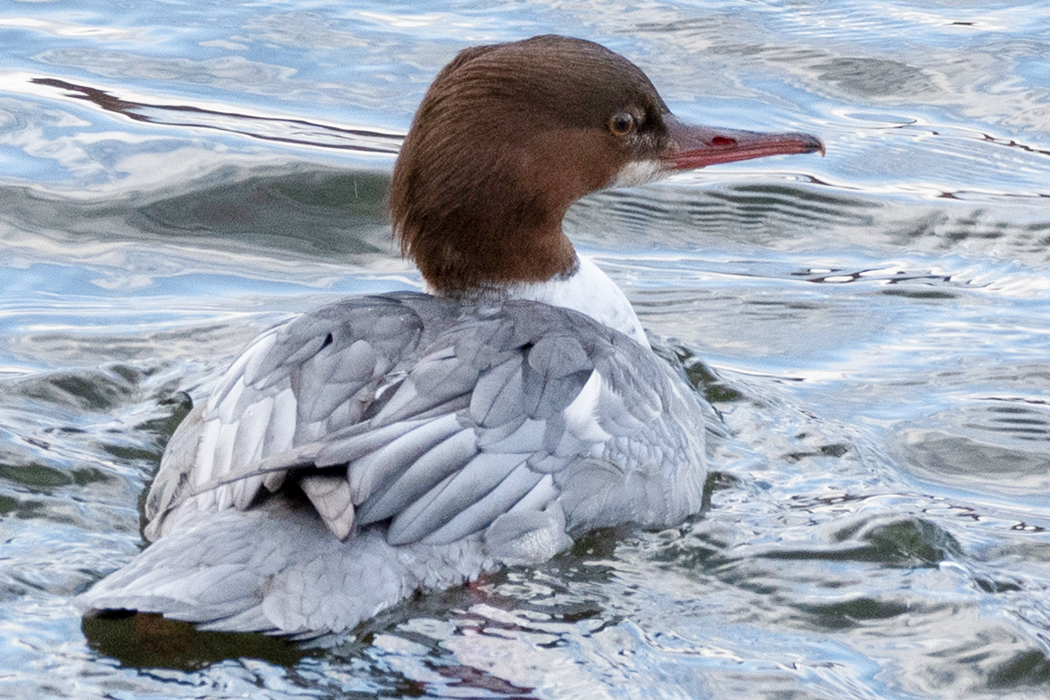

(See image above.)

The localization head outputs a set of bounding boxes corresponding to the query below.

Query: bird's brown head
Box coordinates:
[390,35,823,296]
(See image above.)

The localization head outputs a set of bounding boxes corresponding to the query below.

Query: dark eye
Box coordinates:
[608,111,636,137]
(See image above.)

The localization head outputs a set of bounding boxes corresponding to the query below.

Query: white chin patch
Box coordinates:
[610,160,666,188]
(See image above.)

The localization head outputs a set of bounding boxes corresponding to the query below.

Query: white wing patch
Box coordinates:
[562,370,613,443]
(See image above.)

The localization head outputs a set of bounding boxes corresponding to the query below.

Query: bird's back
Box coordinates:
[79,292,707,636]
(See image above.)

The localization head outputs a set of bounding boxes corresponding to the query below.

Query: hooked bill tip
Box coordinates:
[802,133,826,157]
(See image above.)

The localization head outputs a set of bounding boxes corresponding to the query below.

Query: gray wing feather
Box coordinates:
[419,463,544,545]
[469,356,529,427]
[370,347,478,425]
[387,451,530,545]
[296,341,376,425]
[313,418,428,467]
[355,425,477,524]
[477,416,546,453]
[345,413,464,504]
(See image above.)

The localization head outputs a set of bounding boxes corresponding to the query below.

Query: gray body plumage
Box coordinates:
[79,292,707,636]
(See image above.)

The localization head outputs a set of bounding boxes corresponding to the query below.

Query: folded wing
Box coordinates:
[146,293,706,551]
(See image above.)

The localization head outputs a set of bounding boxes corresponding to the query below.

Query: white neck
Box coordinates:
[503,256,649,347]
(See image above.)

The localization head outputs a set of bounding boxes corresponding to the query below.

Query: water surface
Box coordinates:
[1,1,1049,698]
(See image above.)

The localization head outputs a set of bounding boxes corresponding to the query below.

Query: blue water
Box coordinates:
[1,1,1049,698]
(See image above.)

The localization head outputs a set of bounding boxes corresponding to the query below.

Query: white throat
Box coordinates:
[504,256,649,347]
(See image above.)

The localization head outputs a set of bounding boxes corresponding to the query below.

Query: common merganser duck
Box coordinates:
[79,35,822,637]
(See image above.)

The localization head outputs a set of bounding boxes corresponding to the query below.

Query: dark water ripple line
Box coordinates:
[883,208,1050,264]
[569,183,879,251]
[767,1,1046,51]
[704,183,877,223]
[29,77,403,154]
[692,452,1050,643]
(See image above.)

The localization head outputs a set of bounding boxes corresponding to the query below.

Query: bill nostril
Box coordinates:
[710,136,737,147]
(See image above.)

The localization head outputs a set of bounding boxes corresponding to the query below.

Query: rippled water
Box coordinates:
[1,1,1049,698]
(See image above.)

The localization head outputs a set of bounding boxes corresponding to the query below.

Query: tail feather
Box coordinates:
[78,497,492,637]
